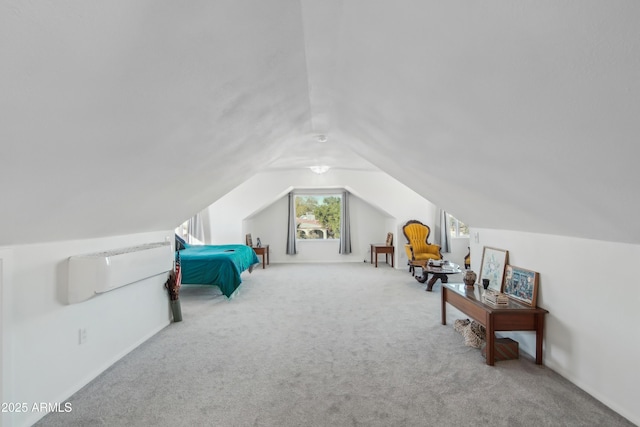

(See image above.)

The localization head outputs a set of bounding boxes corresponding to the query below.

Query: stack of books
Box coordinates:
[483,290,509,305]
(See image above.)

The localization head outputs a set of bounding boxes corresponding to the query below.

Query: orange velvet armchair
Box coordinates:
[402,220,442,275]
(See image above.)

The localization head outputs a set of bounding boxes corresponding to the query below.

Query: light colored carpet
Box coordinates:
[36,263,634,426]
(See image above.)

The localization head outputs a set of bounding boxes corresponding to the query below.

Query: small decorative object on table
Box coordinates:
[483,290,509,305]
[164,254,182,322]
[482,278,490,289]
[463,270,477,288]
[256,237,262,248]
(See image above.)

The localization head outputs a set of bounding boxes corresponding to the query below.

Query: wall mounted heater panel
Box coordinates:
[67,242,173,304]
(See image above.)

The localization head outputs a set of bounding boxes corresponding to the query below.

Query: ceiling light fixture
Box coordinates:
[316,134,328,143]
[309,165,330,174]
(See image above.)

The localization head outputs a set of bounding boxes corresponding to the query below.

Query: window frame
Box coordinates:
[294,192,343,241]
[447,213,469,238]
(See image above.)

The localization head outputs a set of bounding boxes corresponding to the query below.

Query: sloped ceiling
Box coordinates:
[2,1,640,246]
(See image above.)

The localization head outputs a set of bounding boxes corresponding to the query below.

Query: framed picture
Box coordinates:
[503,265,539,307]
[478,247,509,292]
[385,232,393,246]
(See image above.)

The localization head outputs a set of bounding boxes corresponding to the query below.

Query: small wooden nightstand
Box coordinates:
[252,245,269,269]
[370,243,394,267]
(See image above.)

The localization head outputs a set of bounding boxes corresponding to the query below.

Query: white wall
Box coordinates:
[470,228,640,426]
[244,193,391,263]
[204,169,444,266]
[241,176,471,268]
[205,169,439,242]
[1,230,173,427]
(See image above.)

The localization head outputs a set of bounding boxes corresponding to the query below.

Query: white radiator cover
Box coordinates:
[67,242,173,304]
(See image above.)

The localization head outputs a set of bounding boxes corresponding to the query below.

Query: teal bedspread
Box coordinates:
[177,244,259,297]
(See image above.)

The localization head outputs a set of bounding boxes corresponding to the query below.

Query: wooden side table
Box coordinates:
[252,245,269,269]
[370,243,394,267]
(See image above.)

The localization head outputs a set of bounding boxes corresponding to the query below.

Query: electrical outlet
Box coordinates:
[79,328,87,345]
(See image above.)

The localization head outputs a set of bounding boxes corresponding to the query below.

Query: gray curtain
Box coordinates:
[339,191,352,254]
[437,209,450,253]
[286,192,297,255]
[187,213,205,244]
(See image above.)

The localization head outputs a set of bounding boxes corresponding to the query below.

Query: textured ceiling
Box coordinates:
[2,0,640,245]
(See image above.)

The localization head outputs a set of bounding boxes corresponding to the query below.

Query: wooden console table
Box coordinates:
[251,245,269,269]
[441,283,549,366]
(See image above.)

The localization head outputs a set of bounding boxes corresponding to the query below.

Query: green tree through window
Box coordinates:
[295,194,341,239]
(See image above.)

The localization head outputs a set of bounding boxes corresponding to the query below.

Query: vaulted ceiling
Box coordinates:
[2,1,640,246]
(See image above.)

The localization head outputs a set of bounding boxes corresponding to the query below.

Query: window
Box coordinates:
[175,216,204,245]
[295,194,342,240]
[448,213,469,238]
[175,220,189,241]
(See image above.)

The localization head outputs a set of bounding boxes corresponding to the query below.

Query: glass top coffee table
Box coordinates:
[412,260,462,292]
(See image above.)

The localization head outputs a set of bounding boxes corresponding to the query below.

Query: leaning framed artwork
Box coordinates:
[385,232,393,246]
[478,247,509,292]
[503,265,539,307]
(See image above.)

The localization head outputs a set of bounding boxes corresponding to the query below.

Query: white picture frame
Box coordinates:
[478,246,509,292]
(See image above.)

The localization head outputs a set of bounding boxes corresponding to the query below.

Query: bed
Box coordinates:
[176,236,259,297]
